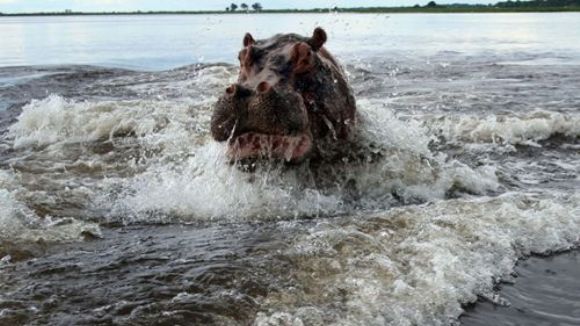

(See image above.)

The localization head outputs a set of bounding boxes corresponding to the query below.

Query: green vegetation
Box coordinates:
[496,0,580,7]
[1,0,579,16]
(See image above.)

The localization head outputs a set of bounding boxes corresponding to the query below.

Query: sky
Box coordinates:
[0,0,494,13]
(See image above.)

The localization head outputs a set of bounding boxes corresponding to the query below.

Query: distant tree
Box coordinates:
[496,0,580,8]
[226,7,230,11]
[230,3,238,11]
[251,2,263,11]
[241,3,249,11]
[413,4,421,7]
[426,1,437,7]
[503,0,515,7]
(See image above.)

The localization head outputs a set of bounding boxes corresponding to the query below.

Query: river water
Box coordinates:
[0,13,579,325]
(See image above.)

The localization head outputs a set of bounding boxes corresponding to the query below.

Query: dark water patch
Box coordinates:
[0,64,232,115]
[461,250,580,326]
[0,223,294,325]
[0,240,51,262]
[537,133,580,150]
[0,66,135,111]
[350,61,580,115]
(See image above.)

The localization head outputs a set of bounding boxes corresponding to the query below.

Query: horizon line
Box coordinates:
[3,5,580,16]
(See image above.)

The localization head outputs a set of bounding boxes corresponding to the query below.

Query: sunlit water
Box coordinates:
[0,13,579,326]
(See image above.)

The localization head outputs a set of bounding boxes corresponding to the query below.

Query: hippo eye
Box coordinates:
[252,48,264,60]
[278,62,293,77]
[250,49,266,67]
[268,55,292,77]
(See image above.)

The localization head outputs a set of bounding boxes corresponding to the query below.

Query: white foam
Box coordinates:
[356,98,433,156]
[7,95,211,153]
[256,191,580,325]
[5,86,503,226]
[425,110,580,146]
[99,142,345,223]
[7,65,236,154]
[95,100,499,223]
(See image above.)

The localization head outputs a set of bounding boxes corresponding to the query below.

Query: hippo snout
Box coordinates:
[211,82,308,143]
[225,84,253,99]
[210,84,250,141]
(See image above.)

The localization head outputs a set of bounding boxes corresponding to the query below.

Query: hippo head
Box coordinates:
[211,27,356,162]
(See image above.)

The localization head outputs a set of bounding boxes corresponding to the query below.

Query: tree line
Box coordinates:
[495,0,580,7]
[418,0,580,7]
[226,3,263,12]
[2,0,579,16]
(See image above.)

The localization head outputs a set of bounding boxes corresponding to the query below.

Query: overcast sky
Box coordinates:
[0,0,494,13]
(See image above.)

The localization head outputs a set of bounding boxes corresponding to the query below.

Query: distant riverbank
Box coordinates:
[2,6,580,16]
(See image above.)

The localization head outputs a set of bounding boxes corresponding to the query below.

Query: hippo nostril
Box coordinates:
[257,81,271,94]
[226,84,237,97]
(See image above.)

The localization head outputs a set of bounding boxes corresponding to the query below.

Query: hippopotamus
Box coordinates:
[210,27,357,163]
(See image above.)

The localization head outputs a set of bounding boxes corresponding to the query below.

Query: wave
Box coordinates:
[2,67,576,239]
[425,110,580,146]
[255,191,580,325]
[94,99,500,224]
[0,170,100,260]
[4,94,508,225]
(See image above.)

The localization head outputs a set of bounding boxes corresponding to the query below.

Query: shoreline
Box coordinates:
[2,7,580,16]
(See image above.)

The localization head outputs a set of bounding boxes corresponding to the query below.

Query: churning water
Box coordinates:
[0,13,579,326]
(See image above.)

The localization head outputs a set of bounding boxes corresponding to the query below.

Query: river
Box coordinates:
[0,13,579,325]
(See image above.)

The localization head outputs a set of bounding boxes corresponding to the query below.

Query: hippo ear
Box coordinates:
[308,27,327,51]
[243,33,255,47]
[291,42,315,74]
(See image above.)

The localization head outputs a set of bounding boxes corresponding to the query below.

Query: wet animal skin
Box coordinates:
[210,27,357,162]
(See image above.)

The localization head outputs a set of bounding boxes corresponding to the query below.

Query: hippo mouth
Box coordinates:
[227,132,312,162]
